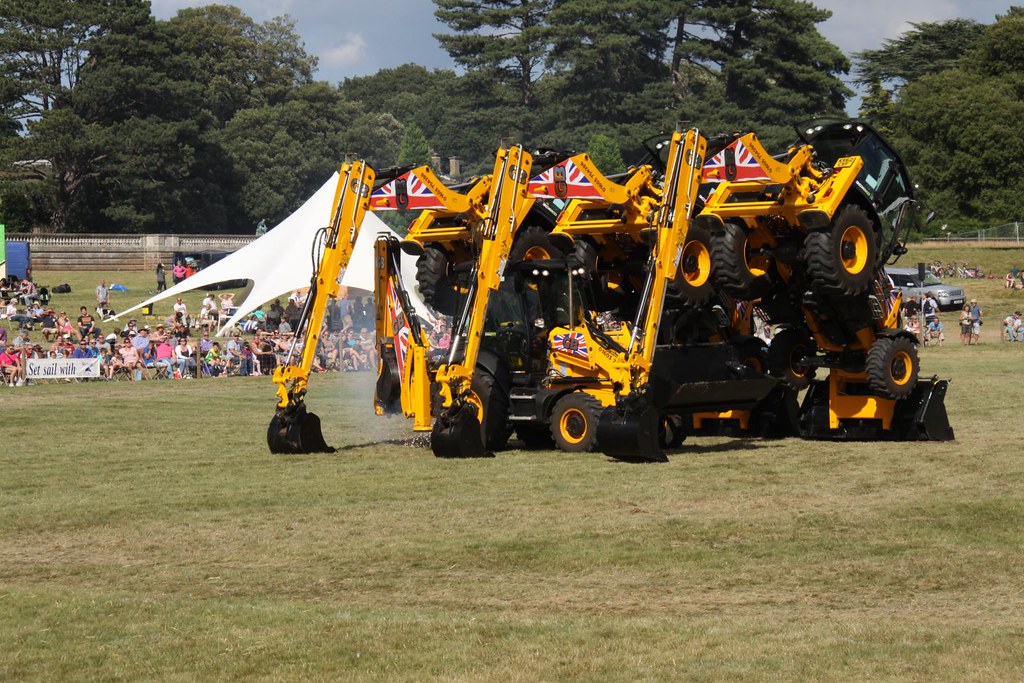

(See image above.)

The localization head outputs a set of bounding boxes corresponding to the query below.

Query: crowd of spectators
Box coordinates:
[902,294,983,347]
[0,279,396,387]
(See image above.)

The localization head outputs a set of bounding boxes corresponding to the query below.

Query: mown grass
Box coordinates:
[2,337,1023,680]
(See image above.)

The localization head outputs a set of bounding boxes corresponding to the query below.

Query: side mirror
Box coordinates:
[925,210,937,225]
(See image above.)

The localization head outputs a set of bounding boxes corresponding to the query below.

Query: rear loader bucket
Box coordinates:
[268,403,335,454]
[431,403,492,458]
[597,404,667,462]
[892,377,955,441]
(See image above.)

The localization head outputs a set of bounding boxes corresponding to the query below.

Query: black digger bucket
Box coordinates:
[598,344,782,461]
[430,402,492,458]
[597,401,666,462]
[798,377,955,441]
[268,402,335,454]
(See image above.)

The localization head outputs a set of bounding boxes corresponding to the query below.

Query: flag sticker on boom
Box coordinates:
[702,139,770,183]
[552,331,589,360]
[528,159,605,200]
[372,170,447,211]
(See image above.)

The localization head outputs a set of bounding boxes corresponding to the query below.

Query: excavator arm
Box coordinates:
[430,141,535,457]
[267,159,376,454]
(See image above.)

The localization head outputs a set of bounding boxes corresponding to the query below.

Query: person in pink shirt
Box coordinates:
[154,337,175,378]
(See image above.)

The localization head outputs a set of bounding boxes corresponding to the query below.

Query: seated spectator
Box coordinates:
[0,345,24,386]
[76,306,96,340]
[56,311,76,339]
[255,333,277,375]
[238,340,254,376]
[113,338,145,380]
[8,302,33,330]
[50,334,76,358]
[1004,311,1024,342]
[198,331,214,356]
[923,318,944,347]
[218,292,236,318]
[1006,272,1017,289]
[131,327,151,354]
[38,309,58,341]
[72,338,92,359]
[18,278,38,306]
[0,325,6,349]
[174,338,196,378]
[197,302,218,332]
[242,306,265,333]
[904,315,921,341]
[0,298,16,320]
[152,336,175,377]
[204,341,227,377]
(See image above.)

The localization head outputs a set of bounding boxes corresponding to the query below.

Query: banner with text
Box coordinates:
[26,357,101,379]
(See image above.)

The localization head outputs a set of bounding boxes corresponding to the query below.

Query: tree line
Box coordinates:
[0,1,1020,235]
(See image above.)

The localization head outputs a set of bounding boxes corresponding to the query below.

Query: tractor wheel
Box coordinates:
[669,224,714,305]
[733,336,769,374]
[416,247,459,317]
[516,423,555,449]
[866,336,919,398]
[766,328,816,390]
[469,369,513,451]
[550,392,602,453]
[509,226,564,263]
[659,414,687,449]
[712,221,772,299]
[804,205,878,295]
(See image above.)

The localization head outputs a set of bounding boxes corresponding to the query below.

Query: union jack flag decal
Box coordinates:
[528,159,605,200]
[372,170,446,211]
[387,282,410,376]
[552,331,589,360]
[702,140,770,184]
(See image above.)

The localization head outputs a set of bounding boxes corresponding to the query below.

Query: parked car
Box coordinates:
[886,267,966,312]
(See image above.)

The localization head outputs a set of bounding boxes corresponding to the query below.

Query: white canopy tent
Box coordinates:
[113,173,432,334]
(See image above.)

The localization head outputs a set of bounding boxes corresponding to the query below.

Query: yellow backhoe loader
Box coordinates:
[693,119,953,440]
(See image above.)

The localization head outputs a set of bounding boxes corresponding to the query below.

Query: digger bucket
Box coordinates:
[798,377,955,441]
[596,403,667,462]
[268,402,335,454]
[890,377,955,441]
[430,402,491,458]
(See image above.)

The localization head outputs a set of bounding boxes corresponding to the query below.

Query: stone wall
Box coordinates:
[6,234,255,271]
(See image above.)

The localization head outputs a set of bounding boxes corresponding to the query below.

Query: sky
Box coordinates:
[151,0,1013,103]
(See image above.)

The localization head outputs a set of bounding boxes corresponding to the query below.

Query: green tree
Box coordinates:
[0,0,151,231]
[886,10,1024,231]
[398,123,432,167]
[586,133,624,174]
[853,19,985,96]
[434,0,554,107]
[669,0,851,147]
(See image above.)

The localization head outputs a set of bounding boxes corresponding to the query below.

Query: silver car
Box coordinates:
[886,267,966,312]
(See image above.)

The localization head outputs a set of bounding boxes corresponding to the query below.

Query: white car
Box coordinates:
[886,267,966,312]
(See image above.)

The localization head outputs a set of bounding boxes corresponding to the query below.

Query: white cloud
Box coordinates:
[321,33,368,69]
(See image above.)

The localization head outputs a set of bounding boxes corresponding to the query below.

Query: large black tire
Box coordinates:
[804,205,879,296]
[669,224,715,305]
[766,328,817,390]
[712,221,772,299]
[416,247,459,317]
[866,336,919,398]
[470,369,513,451]
[515,423,555,449]
[509,226,564,263]
[549,392,602,453]
[659,414,687,449]
[732,336,769,375]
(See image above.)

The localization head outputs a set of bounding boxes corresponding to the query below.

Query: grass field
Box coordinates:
[2,252,1024,680]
